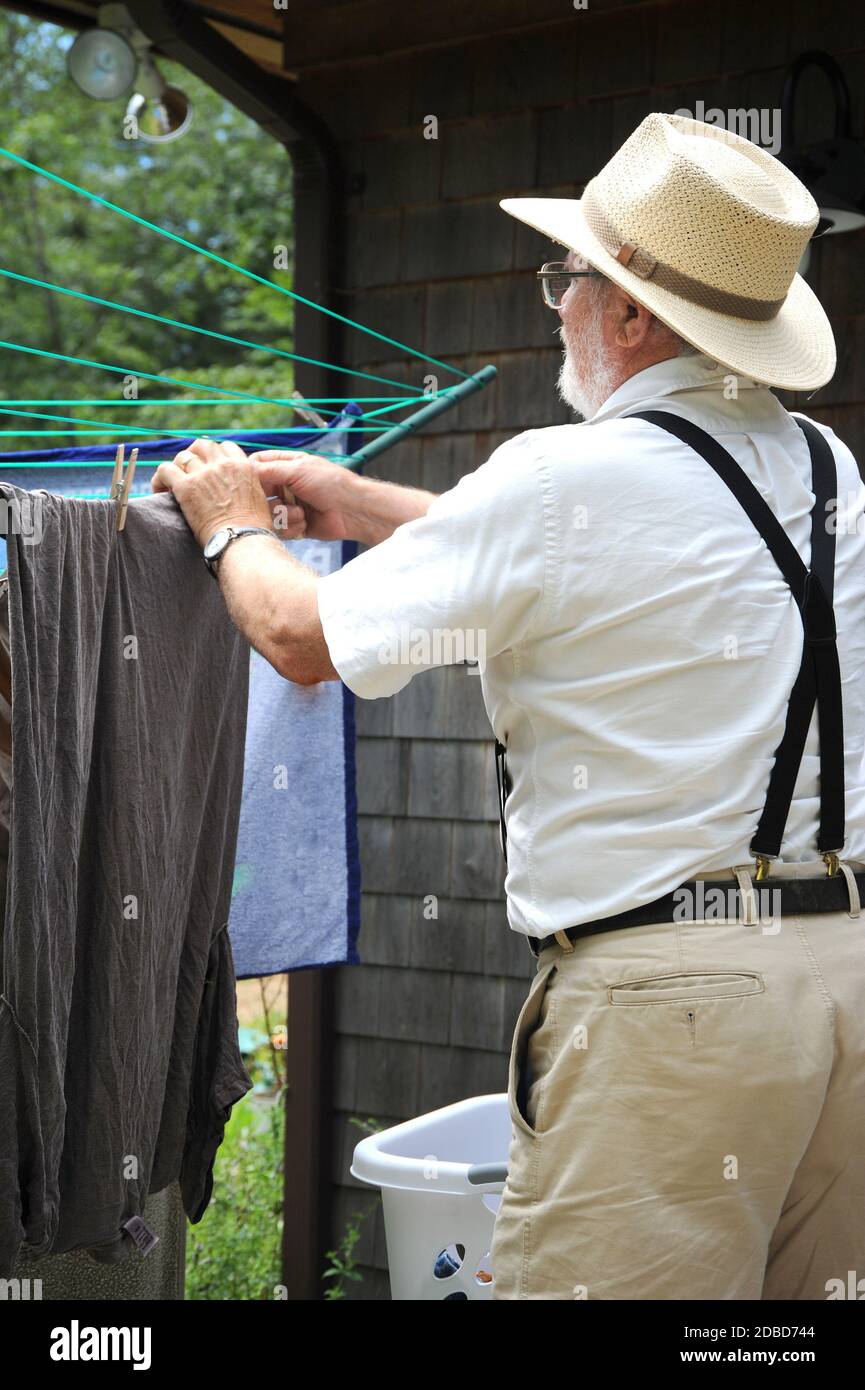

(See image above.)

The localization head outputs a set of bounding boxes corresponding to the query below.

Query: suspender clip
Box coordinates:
[754,853,774,882]
[822,850,841,877]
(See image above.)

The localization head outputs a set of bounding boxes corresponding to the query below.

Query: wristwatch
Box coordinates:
[203,525,277,578]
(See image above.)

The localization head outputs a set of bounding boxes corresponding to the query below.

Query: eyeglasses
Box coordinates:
[537,258,602,308]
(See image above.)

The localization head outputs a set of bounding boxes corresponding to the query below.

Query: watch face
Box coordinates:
[204,528,231,561]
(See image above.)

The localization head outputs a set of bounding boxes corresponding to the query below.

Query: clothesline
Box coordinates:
[0,389,477,458]
[0,428,390,437]
[0,409,363,481]
[0,457,350,469]
[0,263,449,397]
[0,464,346,475]
[0,391,471,427]
[0,333,424,401]
[0,362,497,475]
[0,405,397,439]
[0,398,440,406]
[0,146,495,470]
[0,145,470,383]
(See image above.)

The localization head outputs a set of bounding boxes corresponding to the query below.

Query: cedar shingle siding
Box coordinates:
[289,0,865,1296]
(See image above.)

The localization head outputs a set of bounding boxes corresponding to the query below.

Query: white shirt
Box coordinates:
[317,353,865,938]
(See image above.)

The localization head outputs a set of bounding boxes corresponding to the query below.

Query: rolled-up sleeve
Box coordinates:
[316,436,552,699]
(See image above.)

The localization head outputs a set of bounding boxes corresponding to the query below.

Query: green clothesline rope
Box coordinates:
[1,363,499,478]
[0,145,469,382]
[0,337,325,409]
[0,155,496,484]
[0,427,392,437]
[0,333,476,419]
[0,382,474,447]
[0,405,397,439]
[362,399,432,420]
[0,429,202,437]
[0,397,436,406]
[0,394,473,430]
[0,264,429,395]
[2,454,349,468]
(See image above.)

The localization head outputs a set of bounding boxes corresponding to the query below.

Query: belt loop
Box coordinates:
[553,929,576,954]
[732,864,758,926]
[836,858,861,918]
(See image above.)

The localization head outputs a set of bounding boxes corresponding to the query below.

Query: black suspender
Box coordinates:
[493,410,845,878]
[625,410,844,875]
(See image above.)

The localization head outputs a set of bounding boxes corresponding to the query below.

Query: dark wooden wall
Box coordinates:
[284,0,865,1297]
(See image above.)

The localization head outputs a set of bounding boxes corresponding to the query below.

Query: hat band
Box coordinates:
[580,186,787,322]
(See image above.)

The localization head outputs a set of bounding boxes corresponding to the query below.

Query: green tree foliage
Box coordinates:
[0,10,296,449]
[185,1092,286,1302]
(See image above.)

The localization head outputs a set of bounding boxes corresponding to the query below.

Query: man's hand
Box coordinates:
[151,437,276,548]
[248,450,360,541]
[151,437,336,685]
[249,448,438,547]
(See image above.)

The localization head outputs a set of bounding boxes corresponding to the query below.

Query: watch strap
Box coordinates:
[205,526,277,577]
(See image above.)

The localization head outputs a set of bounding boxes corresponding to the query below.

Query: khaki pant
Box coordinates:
[490,860,865,1300]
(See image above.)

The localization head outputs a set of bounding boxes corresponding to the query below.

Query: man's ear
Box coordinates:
[610,285,654,349]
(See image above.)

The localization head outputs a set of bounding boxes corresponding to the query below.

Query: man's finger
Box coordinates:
[171,448,206,472]
[180,439,214,465]
[247,450,308,463]
[203,438,247,463]
[250,450,326,482]
[178,437,247,467]
[152,461,191,494]
[253,460,325,494]
[270,500,305,528]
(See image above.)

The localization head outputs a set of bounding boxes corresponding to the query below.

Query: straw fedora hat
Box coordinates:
[500,112,836,392]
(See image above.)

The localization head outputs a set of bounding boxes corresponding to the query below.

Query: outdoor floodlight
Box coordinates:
[67,25,137,101]
[125,58,193,143]
[65,3,193,143]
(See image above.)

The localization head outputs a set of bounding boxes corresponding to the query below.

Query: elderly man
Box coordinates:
[154,113,865,1301]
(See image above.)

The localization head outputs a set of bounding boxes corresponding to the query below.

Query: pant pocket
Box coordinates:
[507,959,558,1139]
[607,970,764,1006]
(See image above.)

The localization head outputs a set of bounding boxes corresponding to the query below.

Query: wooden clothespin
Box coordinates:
[110,443,138,532]
[291,390,328,430]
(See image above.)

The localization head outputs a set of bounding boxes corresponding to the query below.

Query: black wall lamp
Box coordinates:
[780,51,865,249]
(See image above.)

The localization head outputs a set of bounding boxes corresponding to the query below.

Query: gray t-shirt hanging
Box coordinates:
[0,484,253,1275]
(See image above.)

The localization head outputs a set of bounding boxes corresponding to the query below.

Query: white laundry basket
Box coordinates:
[350,1093,512,1300]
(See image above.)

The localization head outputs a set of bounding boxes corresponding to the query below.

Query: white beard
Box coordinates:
[556,304,621,421]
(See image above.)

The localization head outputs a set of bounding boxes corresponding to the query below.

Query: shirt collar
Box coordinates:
[586,353,760,425]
